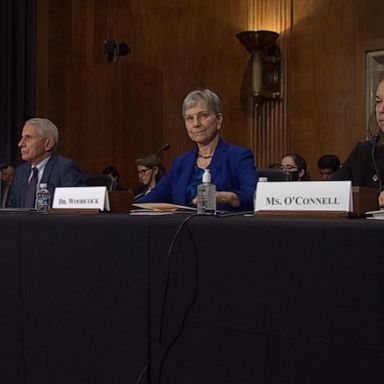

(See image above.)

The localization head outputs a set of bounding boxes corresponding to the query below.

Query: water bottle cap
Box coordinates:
[202,168,211,183]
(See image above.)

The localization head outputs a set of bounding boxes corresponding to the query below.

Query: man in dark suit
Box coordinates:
[10,118,84,208]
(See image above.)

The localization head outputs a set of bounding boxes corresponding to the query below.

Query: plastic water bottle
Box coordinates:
[36,183,51,212]
[253,177,268,212]
[197,169,216,215]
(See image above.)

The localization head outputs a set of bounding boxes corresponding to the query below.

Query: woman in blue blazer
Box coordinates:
[139,89,257,212]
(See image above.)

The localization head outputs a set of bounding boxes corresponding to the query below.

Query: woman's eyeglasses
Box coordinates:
[137,168,151,176]
[281,165,298,172]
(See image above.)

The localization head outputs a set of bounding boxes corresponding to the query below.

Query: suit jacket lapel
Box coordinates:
[40,153,58,184]
[209,138,228,180]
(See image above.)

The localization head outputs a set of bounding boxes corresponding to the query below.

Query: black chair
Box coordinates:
[84,175,114,191]
[257,168,292,182]
[0,181,11,207]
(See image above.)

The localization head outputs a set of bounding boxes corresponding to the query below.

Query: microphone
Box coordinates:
[157,143,171,154]
[371,133,380,145]
[148,143,170,188]
[134,144,170,200]
[370,133,382,192]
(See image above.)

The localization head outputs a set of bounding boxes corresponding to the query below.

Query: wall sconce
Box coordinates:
[236,30,282,103]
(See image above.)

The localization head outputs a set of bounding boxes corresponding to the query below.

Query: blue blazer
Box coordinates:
[139,138,257,211]
[10,153,85,208]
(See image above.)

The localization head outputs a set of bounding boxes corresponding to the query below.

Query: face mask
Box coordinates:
[289,170,300,181]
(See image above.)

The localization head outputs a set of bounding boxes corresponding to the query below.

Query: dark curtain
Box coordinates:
[0,0,36,167]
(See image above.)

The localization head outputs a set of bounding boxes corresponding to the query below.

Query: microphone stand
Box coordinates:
[134,144,170,201]
[371,134,382,192]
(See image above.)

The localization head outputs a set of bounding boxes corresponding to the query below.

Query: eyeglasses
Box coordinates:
[137,168,151,176]
[281,165,298,172]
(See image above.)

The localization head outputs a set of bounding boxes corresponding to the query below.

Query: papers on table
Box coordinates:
[131,203,196,215]
[365,209,384,220]
[129,209,176,216]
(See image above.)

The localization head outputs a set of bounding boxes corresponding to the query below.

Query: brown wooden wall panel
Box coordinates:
[37,0,258,185]
[36,0,384,183]
[64,62,162,188]
[291,0,384,180]
[248,0,292,168]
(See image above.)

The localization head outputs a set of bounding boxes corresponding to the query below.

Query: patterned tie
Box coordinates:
[24,167,39,208]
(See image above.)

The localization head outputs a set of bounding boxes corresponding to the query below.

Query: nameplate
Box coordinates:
[255,181,353,212]
[52,187,110,211]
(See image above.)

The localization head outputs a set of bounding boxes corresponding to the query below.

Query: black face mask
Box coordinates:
[289,170,300,181]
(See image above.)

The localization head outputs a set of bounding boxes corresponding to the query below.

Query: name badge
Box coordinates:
[52,187,110,211]
[255,181,353,212]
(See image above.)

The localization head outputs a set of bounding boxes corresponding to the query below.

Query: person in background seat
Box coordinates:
[317,154,340,180]
[280,153,310,181]
[102,165,126,191]
[133,154,166,200]
[1,164,15,207]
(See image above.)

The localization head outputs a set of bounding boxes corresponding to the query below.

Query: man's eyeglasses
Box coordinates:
[137,168,151,176]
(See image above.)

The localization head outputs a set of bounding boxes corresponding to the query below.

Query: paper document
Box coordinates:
[132,203,196,212]
[365,209,384,220]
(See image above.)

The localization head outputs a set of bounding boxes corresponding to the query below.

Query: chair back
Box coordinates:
[0,181,11,207]
[257,169,292,182]
[84,175,114,191]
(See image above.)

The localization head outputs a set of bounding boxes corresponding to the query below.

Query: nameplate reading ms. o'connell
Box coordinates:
[255,181,353,212]
[52,187,110,211]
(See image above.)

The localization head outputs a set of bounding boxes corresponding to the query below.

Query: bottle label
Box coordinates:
[197,183,216,215]
[36,189,51,212]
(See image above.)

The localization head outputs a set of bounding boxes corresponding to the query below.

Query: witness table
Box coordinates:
[0,212,383,384]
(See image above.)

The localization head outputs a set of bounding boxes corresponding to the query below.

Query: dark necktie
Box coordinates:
[24,167,39,208]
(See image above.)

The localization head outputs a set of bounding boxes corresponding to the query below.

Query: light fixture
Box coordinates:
[236,30,282,103]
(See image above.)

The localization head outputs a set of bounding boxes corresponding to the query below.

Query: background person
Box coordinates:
[280,153,310,181]
[138,88,257,211]
[317,154,340,180]
[1,164,15,208]
[102,165,126,191]
[1,164,15,185]
[10,118,84,208]
[133,153,166,200]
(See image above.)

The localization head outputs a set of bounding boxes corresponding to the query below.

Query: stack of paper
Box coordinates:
[130,203,196,215]
[366,209,384,220]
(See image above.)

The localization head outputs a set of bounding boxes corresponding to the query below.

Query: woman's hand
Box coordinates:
[379,190,384,208]
[192,191,240,208]
[216,191,240,208]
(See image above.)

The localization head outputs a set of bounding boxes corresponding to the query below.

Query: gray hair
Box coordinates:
[25,118,59,147]
[182,89,222,118]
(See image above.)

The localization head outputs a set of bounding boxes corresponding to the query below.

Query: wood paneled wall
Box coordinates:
[291,0,384,179]
[248,0,292,168]
[36,0,384,185]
